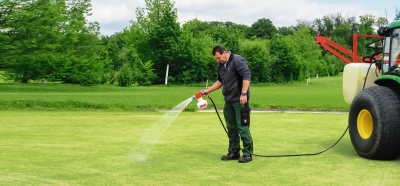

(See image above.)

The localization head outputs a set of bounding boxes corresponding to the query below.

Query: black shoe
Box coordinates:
[238,156,252,163]
[221,151,240,161]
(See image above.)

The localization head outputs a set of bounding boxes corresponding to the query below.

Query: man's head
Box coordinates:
[212,45,230,64]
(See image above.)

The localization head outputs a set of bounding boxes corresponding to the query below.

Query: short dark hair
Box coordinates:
[212,45,227,55]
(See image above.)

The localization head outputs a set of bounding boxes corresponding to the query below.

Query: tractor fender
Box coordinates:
[374,75,400,94]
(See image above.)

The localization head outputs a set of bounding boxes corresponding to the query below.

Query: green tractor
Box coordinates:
[347,19,400,160]
[316,18,400,160]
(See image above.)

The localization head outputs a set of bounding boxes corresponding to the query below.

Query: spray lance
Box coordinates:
[192,90,208,109]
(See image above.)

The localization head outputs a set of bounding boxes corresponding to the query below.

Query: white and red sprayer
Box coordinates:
[192,91,207,109]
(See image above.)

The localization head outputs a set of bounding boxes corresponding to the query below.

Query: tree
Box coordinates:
[205,24,240,54]
[223,21,249,39]
[375,17,389,27]
[171,29,216,84]
[134,60,156,86]
[181,18,211,37]
[136,0,181,84]
[357,14,377,57]
[0,0,66,82]
[116,63,133,86]
[58,0,107,85]
[240,40,270,83]
[247,18,277,39]
[277,26,294,36]
[0,0,106,84]
[288,27,325,80]
[311,14,358,42]
[269,34,299,83]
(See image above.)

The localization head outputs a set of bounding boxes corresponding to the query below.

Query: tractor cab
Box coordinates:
[373,20,400,88]
[386,28,400,67]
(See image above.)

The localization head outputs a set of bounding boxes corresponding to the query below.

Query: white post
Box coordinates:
[165,64,169,85]
[206,79,208,88]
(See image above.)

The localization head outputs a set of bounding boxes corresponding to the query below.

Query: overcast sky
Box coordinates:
[87,0,399,36]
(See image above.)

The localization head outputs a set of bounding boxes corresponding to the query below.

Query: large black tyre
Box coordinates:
[349,86,400,160]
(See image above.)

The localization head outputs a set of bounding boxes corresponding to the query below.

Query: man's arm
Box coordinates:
[242,80,250,93]
[240,80,250,105]
[203,81,223,96]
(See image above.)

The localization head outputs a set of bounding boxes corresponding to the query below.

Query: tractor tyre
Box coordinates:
[349,86,400,160]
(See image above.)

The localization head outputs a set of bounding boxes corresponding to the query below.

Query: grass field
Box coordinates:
[1,111,399,185]
[2,74,399,185]
[0,75,348,111]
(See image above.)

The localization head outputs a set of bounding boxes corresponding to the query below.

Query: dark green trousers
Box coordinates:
[223,101,253,156]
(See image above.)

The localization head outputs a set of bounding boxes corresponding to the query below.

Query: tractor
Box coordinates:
[315,18,400,160]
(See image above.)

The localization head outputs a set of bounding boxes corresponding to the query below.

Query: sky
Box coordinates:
[87,0,399,36]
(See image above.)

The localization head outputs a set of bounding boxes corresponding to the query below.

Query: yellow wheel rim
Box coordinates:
[357,109,373,139]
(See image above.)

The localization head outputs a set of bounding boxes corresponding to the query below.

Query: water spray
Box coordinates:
[130,91,208,162]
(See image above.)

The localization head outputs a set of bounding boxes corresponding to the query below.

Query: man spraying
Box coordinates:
[202,45,253,163]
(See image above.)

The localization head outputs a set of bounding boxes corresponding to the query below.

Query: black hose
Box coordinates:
[252,127,348,157]
[208,96,228,134]
[208,96,348,158]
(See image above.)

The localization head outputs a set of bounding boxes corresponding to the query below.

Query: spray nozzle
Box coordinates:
[193,91,207,109]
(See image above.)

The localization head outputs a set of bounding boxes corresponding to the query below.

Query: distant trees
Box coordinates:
[247,18,277,39]
[0,0,106,85]
[0,0,398,86]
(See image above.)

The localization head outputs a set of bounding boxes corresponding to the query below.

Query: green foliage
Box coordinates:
[289,27,325,79]
[181,19,210,36]
[104,31,142,85]
[134,60,156,86]
[170,30,216,84]
[277,26,294,36]
[247,18,277,39]
[0,0,105,84]
[376,17,389,27]
[269,35,300,83]
[116,63,134,87]
[126,22,151,64]
[136,0,181,84]
[322,54,345,75]
[1,0,64,82]
[2,1,398,86]
[205,23,240,54]
[357,14,377,57]
[311,14,358,41]
[61,56,105,85]
[240,40,271,83]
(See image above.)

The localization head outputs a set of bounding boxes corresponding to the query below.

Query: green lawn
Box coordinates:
[1,111,399,185]
[0,75,349,111]
[2,74,394,185]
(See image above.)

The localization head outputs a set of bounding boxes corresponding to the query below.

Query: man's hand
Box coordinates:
[201,89,209,97]
[240,95,247,105]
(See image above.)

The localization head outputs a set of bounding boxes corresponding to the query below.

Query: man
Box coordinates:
[202,45,253,163]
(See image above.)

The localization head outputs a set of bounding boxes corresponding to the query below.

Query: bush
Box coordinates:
[134,60,156,86]
[116,63,134,86]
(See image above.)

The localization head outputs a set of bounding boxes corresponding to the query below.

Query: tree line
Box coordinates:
[1,0,399,85]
